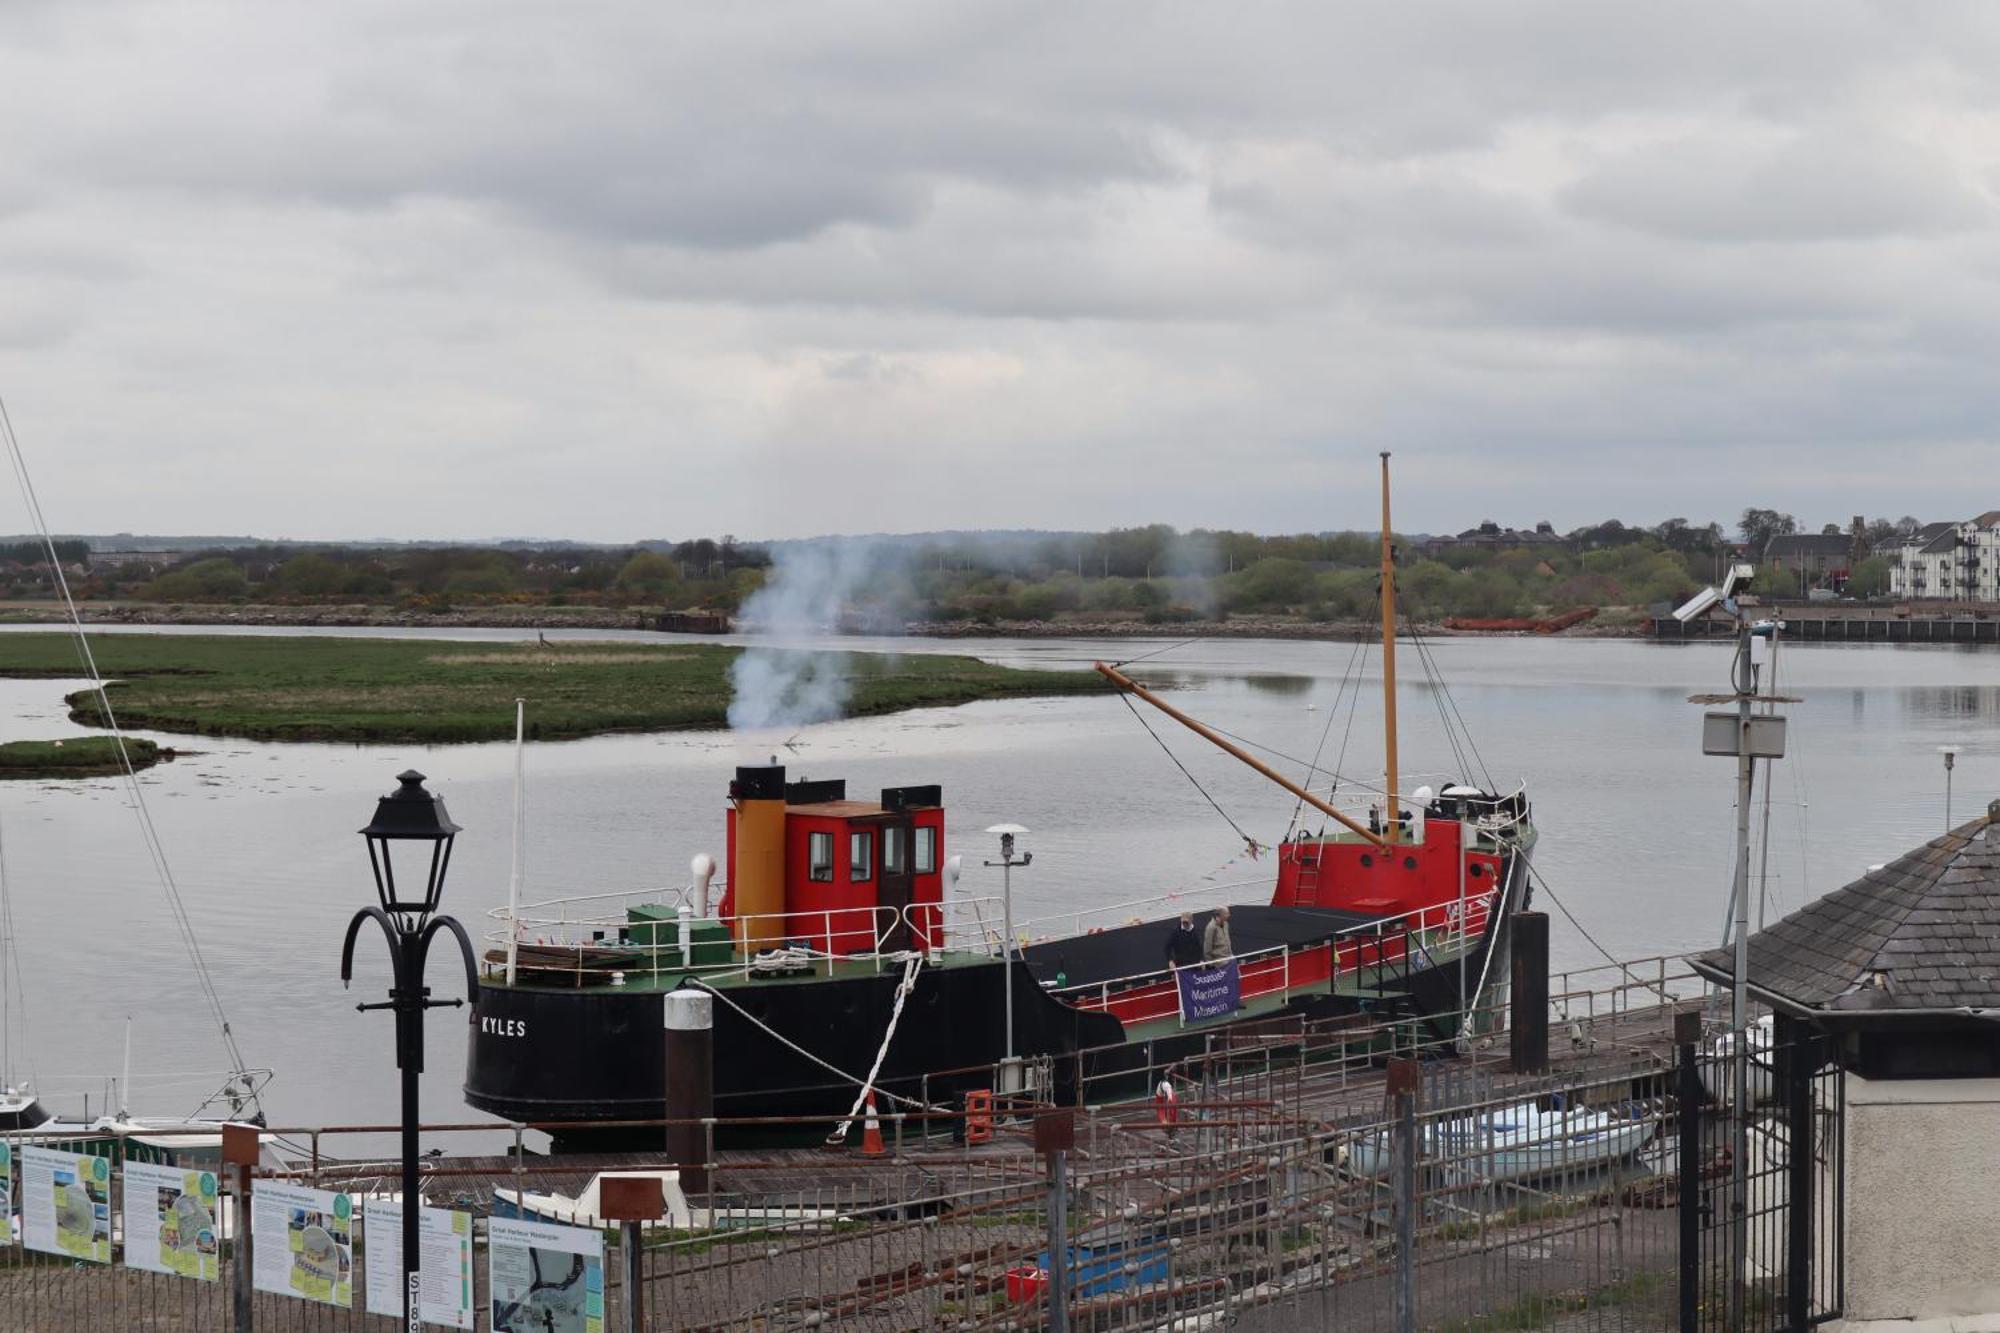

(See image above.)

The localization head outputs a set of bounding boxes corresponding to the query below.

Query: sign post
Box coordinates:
[599,1176,665,1333]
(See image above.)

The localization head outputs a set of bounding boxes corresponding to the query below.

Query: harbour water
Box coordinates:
[0,626,1993,1133]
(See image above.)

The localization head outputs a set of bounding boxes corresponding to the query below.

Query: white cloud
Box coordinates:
[4,1,2000,539]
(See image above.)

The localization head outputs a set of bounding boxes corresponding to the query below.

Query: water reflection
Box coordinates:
[0,631,1995,1134]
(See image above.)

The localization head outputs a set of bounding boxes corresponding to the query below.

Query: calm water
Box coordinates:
[0,626,1995,1133]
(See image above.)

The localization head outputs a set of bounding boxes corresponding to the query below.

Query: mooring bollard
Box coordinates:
[663,989,713,1192]
[1510,910,1550,1073]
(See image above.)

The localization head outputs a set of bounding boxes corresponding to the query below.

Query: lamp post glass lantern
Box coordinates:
[340,770,478,1332]
[1940,746,1962,830]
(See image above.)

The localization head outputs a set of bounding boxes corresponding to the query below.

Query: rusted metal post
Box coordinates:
[1389,1058,1419,1333]
[599,1176,664,1333]
[1676,1011,1702,1333]
[1037,1110,1076,1333]
[224,1122,259,1333]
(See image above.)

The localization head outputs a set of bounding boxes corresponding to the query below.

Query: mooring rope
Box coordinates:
[1116,690,1263,857]
[686,959,943,1114]
[825,953,925,1144]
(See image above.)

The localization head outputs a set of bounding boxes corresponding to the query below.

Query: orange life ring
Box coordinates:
[1154,1079,1179,1126]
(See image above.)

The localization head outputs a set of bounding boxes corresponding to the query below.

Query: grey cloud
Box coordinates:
[1562,129,1991,242]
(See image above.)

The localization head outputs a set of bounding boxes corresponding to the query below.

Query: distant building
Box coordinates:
[1889,512,2000,602]
[1420,520,1567,557]
[1765,532,1856,591]
[87,550,167,570]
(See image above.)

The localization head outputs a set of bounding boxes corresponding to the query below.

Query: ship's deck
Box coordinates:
[1018,903,1377,989]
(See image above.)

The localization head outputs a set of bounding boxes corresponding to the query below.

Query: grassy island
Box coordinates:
[0,634,1102,744]
[0,736,161,778]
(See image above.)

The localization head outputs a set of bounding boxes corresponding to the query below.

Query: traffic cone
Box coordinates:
[860,1091,887,1156]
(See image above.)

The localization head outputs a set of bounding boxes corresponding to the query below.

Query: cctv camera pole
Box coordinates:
[1727,616,1755,1331]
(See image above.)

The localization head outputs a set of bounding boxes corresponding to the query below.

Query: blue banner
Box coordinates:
[1176,960,1242,1024]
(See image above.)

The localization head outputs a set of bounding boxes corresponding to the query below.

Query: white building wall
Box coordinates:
[1838,1073,2000,1324]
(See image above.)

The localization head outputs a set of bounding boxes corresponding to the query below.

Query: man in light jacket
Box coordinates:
[1202,906,1233,963]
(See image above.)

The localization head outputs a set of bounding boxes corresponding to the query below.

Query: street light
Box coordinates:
[1940,746,1962,830]
[340,770,478,1333]
[983,823,1031,1093]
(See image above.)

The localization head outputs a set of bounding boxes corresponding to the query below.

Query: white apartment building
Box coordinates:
[1891,513,2000,601]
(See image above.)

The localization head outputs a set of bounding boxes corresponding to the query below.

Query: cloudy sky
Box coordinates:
[4,2,2000,542]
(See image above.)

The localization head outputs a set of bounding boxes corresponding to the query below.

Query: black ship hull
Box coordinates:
[464,855,1530,1150]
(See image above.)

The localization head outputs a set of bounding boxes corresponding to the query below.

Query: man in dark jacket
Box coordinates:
[1165,912,1202,968]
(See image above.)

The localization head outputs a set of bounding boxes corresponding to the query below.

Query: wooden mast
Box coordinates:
[1379,451,1401,843]
[1093,661,1386,847]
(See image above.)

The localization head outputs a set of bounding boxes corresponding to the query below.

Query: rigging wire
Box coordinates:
[1524,859,1675,1002]
[0,397,257,1115]
[1407,629,1474,781]
[1403,615,1496,790]
[1333,637,1370,788]
[1115,690,1264,857]
[0,815,33,1093]
[1109,636,1205,670]
[1286,638,1362,837]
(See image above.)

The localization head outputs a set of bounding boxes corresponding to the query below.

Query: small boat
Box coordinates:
[1699,1014,1775,1105]
[491,1170,845,1233]
[1349,1100,1655,1184]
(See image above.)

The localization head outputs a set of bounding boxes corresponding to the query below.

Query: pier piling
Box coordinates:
[663,990,714,1191]
[1509,911,1550,1073]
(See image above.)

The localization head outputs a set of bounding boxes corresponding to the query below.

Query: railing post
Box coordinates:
[1676,1011,1702,1333]
[1780,1015,1814,1332]
[1037,1111,1076,1333]
[229,1159,254,1333]
[1389,1058,1420,1333]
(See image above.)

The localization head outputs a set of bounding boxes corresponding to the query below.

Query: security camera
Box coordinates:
[1673,587,1722,623]
[1720,563,1755,598]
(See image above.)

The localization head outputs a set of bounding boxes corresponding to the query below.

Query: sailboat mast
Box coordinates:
[1379,451,1401,842]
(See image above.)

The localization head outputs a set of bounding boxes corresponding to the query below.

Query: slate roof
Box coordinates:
[1766,533,1853,560]
[1692,801,2000,1016]
[1918,525,1961,554]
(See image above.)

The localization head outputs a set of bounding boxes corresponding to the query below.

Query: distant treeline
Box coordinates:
[3,538,771,610]
[0,540,89,566]
[0,509,1912,623]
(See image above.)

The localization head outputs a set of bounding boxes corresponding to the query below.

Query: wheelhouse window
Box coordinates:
[914,826,937,875]
[849,831,874,881]
[807,832,834,882]
[882,827,906,875]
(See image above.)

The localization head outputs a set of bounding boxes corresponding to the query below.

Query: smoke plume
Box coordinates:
[727,540,888,731]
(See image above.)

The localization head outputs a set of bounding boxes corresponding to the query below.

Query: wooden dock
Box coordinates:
[1652,606,2000,642]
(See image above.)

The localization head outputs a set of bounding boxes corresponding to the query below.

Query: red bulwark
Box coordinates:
[1270,821,1502,917]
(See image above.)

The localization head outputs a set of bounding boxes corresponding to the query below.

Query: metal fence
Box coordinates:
[0,990,1842,1332]
[1677,1016,1844,1333]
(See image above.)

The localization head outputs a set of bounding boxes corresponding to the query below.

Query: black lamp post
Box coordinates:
[340,770,478,1332]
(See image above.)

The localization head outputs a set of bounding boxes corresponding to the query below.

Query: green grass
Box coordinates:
[1431,1271,1669,1333]
[0,735,159,778]
[0,634,1103,744]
